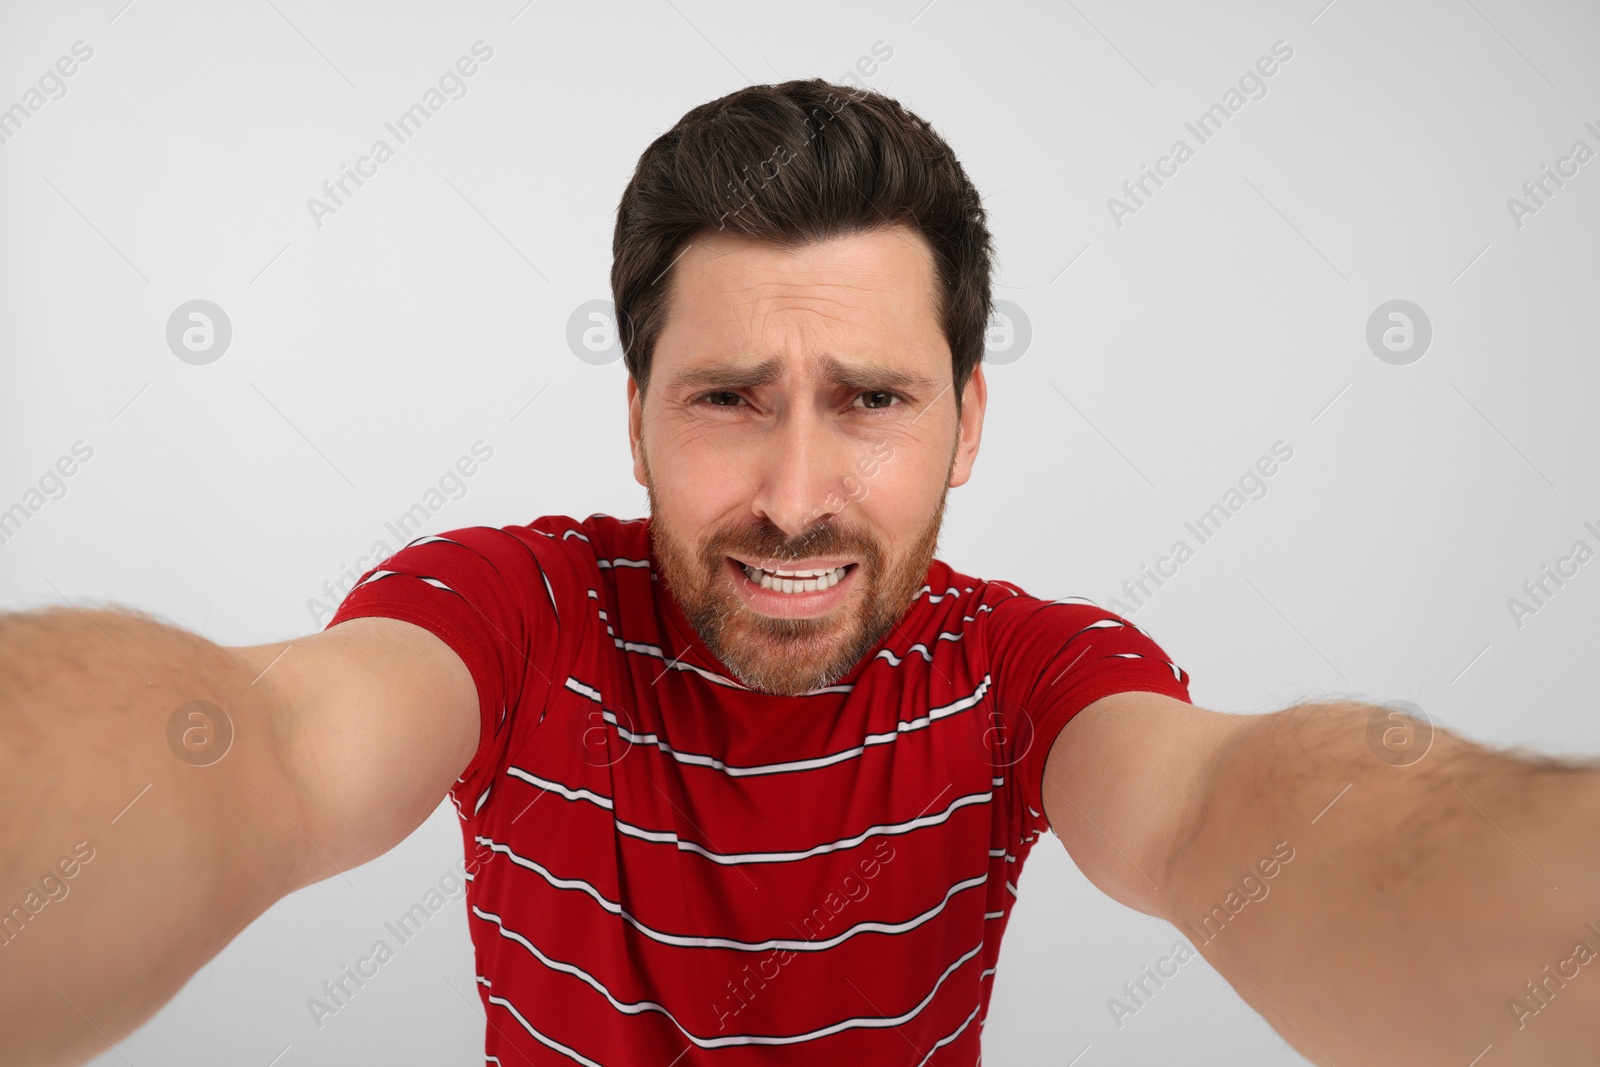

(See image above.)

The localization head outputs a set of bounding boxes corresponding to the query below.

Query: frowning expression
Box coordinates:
[629,223,986,695]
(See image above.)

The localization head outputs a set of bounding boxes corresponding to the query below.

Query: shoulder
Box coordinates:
[914,557,1019,619]
[492,513,650,579]
[518,513,649,562]
[355,514,635,626]
[988,589,1156,646]
[934,559,1188,693]
[923,557,1112,641]
[501,513,656,627]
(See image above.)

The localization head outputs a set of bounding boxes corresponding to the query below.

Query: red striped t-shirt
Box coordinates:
[326,512,1191,1065]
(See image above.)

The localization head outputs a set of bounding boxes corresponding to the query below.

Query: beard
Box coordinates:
[643,450,953,697]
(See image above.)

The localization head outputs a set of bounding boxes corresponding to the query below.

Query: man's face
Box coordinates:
[627,224,986,696]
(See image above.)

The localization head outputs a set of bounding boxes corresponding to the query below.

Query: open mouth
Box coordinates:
[724,556,861,614]
[735,561,855,594]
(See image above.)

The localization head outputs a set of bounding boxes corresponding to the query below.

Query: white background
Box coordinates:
[2,0,1597,1064]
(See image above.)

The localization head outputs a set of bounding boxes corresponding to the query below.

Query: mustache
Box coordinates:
[708,521,878,570]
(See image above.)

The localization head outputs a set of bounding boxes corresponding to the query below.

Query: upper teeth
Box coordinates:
[741,563,849,593]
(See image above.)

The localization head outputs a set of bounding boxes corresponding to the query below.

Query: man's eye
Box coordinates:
[693,390,903,411]
[855,390,902,411]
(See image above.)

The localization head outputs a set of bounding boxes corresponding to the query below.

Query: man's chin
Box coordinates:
[712,609,863,695]
[725,664,849,697]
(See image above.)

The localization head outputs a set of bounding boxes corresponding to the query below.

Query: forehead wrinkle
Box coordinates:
[732,295,880,372]
[660,229,948,394]
[735,284,890,326]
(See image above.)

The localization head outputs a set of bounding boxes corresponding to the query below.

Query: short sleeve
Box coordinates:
[325,524,588,818]
[984,593,1192,832]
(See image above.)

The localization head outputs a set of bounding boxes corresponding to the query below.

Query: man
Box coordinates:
[1,79,1597,1066]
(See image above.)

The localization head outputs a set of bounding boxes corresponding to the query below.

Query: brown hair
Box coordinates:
[611,79,994,412]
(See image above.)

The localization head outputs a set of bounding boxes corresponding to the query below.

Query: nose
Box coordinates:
[747,403,848,541]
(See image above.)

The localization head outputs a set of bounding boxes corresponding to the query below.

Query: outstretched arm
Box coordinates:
[0,606,317,1067]
[0,607,478,1067]
[1044,691,1600,1066]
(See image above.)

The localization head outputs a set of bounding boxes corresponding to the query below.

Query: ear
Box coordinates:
[948,364,987,488]
[628,376,647,488]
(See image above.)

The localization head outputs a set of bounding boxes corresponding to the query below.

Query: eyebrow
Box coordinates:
[664,355,942,394]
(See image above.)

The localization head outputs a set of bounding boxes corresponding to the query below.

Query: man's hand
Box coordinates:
[1044,691,1600,1066]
